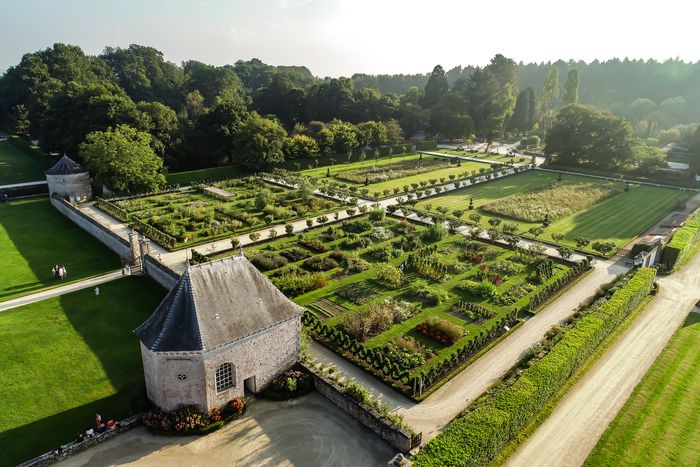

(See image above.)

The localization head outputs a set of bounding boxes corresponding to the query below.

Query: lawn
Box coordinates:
[166,164,247,185]
[0,277,167,466]
[215,214,579,397]
[586,311,700,467]
[414,170,688,254]
[0,198,119,302]
[433,148,530,164]
[302,153,493,198]
[0,139,51,185]
[97,177,344,250]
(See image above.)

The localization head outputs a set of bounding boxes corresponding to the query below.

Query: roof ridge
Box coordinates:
[186,269,206,351]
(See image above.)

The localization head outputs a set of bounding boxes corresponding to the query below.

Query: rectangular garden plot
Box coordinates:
[96,177,345,250]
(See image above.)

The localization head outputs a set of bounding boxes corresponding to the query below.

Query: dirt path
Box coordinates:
[57,393,393,467]
[311,258,628,442]
[507,252,700,467]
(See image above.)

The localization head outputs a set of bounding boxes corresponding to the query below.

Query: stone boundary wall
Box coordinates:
[143,255,179,289]
[50,195,130,257]
[18,414,142,467]
[300,363,421,453]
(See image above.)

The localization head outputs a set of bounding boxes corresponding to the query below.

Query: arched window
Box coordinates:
[215,362,235,392]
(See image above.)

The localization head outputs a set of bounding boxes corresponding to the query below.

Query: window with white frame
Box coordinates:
[215,362,235,392]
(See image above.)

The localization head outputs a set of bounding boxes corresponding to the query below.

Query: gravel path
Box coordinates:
[57,393,394,467]
[507,251,700,467]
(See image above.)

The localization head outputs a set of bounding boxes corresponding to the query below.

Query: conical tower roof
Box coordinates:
[45,155,87,175]
[135,255,304,352]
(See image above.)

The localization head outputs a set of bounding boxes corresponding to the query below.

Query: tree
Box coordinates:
[135,101,179,157]
[508,89,530,133]
[526,87,537,130]
[283,134,320,159]
[357,120,387,148]
[540,68,560,135]
[528,227,543,238]
[557,247,574,259]
[327,119,358,154]
[592,241,615,255]
[551,232,566,244]
[422,65,449,108]
[233,112,287,170]
[183,60,243,107]
[383,119,403,145]
[80,125,165,193]
[562,69,579,105]
[575,236,591,249]
[487,217,502,228]
[429,92,473,139]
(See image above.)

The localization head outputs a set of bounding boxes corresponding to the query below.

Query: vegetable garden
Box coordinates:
[95,177,344,250]
[221,213,588,399]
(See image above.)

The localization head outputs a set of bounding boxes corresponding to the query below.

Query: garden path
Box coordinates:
[0,270,122,312]
[310,256,629,443]
[506,243,700,467]
[56,392,394,467]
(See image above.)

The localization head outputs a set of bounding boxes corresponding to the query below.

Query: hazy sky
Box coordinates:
[1,0,698,77]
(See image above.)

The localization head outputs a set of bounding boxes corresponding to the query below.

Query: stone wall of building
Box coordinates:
[143,255,179,289]
[50,196,130,257]
[46,173,92,201]
[203,317,301,410]
[140,343,208,412]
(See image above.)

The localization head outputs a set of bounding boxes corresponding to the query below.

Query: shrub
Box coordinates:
[298,238,331,252]
[368,209,385,221]
[344,382,370,404]
[369,226,393,242]
[273,271,328,296]
[457,279,498,299]
[342,218,373,233]
[303,255,339,271]
[280,247,312,262]
[342,305,394,341]
[422,222,448,242]
[251,252,288,271]
[375,263,403,288]
[415,317,464,345]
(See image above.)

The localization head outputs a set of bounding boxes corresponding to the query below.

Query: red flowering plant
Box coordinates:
[223,396,246,417]
[142,407,171,431]
[208,406,222,424]
[172,406,205,432]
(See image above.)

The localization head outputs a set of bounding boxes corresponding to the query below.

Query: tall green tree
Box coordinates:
[232,112,287,170]
[465,54,518,143]
[422,65,449,108]
[282,134,320,159]
[134,101,179,158]
[526,87,537,130]
[429,91,473,139]
[562,69,579,105]
[540,68,560,135]
[80,125,166,193]
[508,89,530,133]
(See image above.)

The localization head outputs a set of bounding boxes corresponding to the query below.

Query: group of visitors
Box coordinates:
[50,414,119,459]
[51,264,67,279]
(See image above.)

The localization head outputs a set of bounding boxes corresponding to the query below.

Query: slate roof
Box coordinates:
[135,255,304,352]
[45,155,87,175]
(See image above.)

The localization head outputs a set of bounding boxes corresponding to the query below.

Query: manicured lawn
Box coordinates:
[166,164,246,185]
[303,153,492,197]
[0,139,50,184]
[0,277,167,466]
[586,311,700,467]
[0,198,119,302]
[414,171,688,253]
[434,148,530,164]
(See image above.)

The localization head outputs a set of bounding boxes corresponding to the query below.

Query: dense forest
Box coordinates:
[0,43,698,192]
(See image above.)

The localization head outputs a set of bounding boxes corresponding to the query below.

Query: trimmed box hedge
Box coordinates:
[662,209,700,269]
[413,267,656,467]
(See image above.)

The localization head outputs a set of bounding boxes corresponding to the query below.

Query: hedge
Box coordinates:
[661,209,700,269]
[413,267,656,467]
[95,198,129,223]
[417,140,438,151]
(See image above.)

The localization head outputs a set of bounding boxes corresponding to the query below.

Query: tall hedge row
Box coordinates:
[661,209,700,269]
[413,267,656,467]
[417,140,438,151]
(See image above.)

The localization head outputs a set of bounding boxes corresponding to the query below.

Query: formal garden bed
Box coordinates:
[410,170,690,256]
[223,213,589,399]
[141,397,246,436]
[95,177,345,250]
[260,369,315,400]
[413,267,657,467]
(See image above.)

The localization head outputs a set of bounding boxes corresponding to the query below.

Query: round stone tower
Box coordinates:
[45,155,92,202]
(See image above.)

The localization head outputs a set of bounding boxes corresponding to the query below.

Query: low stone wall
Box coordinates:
[18,414,142,467]
[301,363,420,453]
[50,196,130,257]
[143,255,179,289]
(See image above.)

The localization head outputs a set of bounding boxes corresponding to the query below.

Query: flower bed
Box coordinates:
[415,317,465,346]
[261,369,315,400]
[142,397,246,436]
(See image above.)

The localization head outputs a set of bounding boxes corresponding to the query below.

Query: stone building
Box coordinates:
[45,155,92,202]
[134,255,304,412]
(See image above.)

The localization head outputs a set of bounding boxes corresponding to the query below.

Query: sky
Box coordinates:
[1,0,699,77]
